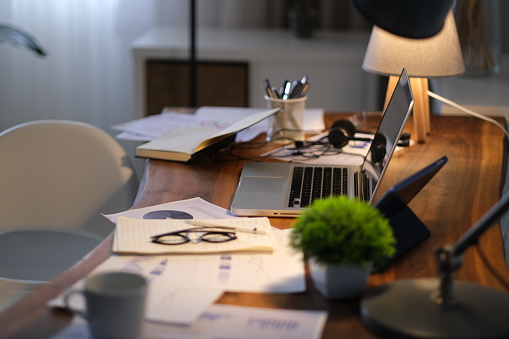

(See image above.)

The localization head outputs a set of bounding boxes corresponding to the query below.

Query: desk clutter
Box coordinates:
[113,106,278,143]
[12,112,508,338]
[131,107,278,162]
[50,197,324,338]
[113,105,325,162]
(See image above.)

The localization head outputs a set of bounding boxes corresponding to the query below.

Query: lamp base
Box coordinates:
[361,278,509,339]
[385,76,429,143]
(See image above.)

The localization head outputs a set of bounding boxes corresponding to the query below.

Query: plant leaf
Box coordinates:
[0,24,47,57]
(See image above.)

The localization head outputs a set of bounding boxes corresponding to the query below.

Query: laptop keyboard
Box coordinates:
[288,166,349,208]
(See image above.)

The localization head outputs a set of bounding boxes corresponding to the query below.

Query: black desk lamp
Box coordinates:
[351,0,455,39]
[360,191,509,338]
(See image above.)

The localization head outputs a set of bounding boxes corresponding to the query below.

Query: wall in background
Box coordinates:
[0,0,371,133]
[0,0,507,177]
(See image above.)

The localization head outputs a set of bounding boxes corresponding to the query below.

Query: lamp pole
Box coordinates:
[189,0,196,107]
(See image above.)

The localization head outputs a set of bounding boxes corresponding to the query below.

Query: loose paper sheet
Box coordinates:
[150,228,305,294]
[103,197,236,224]
[91,199,305,325]
[113,107,325,142]
[53,304,327,339]
[49,253,223,325]
[113,112,201,141]
[109,228,304,294]
[49,229,305,325]
[263,131,410,164]
[263,131,370,164]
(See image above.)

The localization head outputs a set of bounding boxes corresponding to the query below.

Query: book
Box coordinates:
[135,107,278,162]
[113,216,276,255]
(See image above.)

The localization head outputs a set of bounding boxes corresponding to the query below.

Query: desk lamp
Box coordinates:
[360,190,509,338]
[362,11,465,143]
[352,0,454,39]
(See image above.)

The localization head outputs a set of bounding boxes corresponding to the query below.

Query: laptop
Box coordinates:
[231,69,414,217]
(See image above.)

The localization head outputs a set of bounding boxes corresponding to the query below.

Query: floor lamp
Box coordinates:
[362,11,465,143]
[189,0,197,108]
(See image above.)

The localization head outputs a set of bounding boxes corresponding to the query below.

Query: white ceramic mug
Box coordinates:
[64,271,148,339]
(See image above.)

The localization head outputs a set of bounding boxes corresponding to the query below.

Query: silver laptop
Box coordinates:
[231,69,414,217]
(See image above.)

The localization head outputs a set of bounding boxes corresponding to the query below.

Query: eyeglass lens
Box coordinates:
[153,230,236,245]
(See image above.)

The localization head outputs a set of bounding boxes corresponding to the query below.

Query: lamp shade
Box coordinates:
[362,11,465,78]
[352,0,454,39]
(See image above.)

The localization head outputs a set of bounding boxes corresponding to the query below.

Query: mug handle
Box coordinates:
[63,289,87,319]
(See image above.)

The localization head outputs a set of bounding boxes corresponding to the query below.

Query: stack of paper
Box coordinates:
[113,107,325,143]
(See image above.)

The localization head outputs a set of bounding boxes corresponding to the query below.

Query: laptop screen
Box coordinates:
[362,69,414,201]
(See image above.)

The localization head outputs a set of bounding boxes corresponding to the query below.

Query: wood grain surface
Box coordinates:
[1,113,507,339]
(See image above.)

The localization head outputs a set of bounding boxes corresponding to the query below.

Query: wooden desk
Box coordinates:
[1,113,508,339]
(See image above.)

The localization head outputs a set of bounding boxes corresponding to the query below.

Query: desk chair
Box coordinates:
[0,120,139,311]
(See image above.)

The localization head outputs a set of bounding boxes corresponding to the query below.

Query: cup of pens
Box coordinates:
[265,76,310,144]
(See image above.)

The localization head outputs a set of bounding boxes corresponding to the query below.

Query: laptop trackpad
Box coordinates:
[241,176,284,193]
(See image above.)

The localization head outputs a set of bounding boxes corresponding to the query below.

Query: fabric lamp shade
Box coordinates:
[362,11,465,78]
[362,11,464,143]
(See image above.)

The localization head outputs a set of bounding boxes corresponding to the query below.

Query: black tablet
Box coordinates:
[374,156,448,217]
[372,156,448,271]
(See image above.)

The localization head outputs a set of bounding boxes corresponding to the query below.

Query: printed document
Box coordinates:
[103,197,236,223]
[53,304,327,339]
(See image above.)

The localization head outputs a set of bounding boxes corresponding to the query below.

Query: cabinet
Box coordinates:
[132,27,381,118]
[145,60,248,115]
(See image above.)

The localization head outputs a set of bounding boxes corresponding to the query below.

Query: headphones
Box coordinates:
[370,133,387,164]
[294,120,411,149]
[327,120,373,148]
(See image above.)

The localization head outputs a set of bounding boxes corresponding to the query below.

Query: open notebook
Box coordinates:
[113,217,276,254]
[231,68,414,217]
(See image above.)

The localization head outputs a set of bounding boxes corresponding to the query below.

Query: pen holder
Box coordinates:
[265,96,307,144]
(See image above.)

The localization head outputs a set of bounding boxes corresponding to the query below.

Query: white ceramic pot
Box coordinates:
[309,259,372,299]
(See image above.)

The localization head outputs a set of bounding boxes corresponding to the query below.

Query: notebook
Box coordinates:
[231,68,414,217]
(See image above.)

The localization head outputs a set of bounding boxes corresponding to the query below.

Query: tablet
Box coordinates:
[372,156,448,271]
[374,156,448,217]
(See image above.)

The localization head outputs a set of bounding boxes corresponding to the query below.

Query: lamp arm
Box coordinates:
[432,191,509,305]
[451,190,509,256]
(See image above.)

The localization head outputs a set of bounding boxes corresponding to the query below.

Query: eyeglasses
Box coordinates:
[150,227,237,245]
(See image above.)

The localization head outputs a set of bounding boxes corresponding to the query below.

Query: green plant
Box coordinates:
[0,24,46,57]
[290,196,396,266]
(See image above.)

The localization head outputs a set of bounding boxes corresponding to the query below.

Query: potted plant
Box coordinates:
[290,195,396,299]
